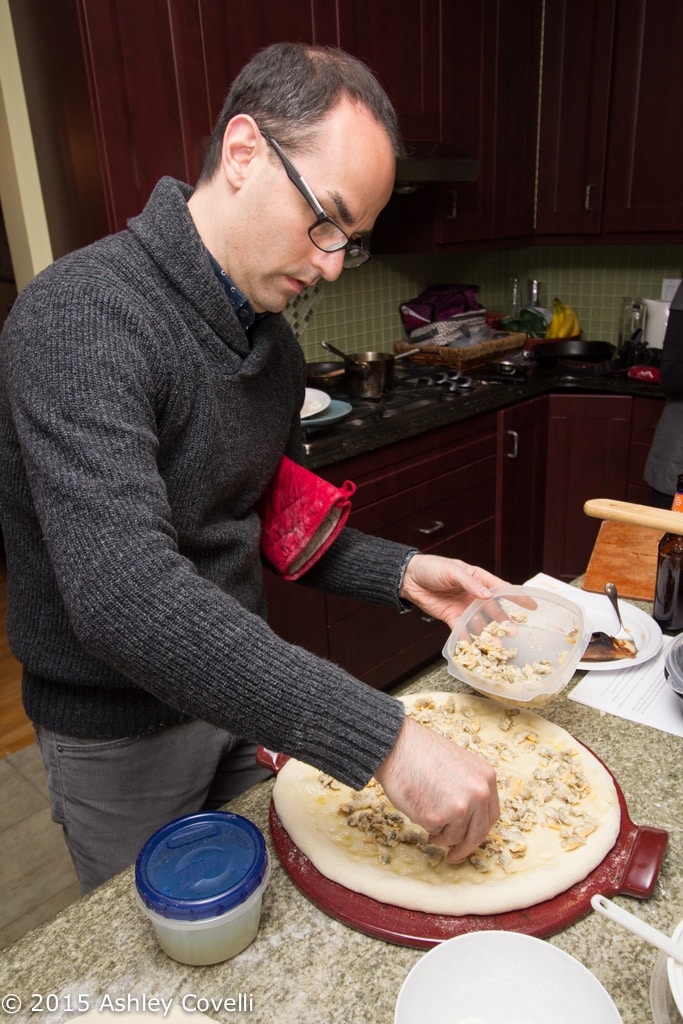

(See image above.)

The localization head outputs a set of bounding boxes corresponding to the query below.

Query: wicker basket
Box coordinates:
[394,332,527,370]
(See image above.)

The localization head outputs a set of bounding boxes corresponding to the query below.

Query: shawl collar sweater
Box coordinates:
[0,177,408,788]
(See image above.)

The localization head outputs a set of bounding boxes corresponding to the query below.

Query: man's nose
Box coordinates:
[311,247,346,282]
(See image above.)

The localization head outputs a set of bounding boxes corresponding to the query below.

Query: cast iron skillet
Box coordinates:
[532,340,615,367]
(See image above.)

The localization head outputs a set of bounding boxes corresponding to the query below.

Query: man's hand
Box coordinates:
[374,715,500,863]
[400,553,506,630]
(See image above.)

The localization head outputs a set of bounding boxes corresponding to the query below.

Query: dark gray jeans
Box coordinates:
[35,720,271,894]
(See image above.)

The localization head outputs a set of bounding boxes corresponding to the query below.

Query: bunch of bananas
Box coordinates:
[545,298,581,339]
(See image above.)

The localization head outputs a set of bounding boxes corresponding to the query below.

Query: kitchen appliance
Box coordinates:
[256,748,667,950]
[643,298,671,349]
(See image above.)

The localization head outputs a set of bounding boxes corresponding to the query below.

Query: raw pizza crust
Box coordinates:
[272,692,621,916]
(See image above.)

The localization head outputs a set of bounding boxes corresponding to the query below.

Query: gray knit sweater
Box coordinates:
[0,177,409,788]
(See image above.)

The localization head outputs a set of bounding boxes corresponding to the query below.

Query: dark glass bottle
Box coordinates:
[653,473,683,634]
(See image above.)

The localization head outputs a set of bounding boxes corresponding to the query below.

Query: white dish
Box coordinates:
[300,399,352,431]
[667,920,683,1019]
[395,930,623,1024]
[526,573,662,671]
[300,388,331,419]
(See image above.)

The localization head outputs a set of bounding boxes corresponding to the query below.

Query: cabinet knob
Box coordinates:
[418,519,445,536]
[505,429,519,459]
[584,184,595,212]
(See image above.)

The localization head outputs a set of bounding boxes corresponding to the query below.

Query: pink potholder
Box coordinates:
[259,456,356,580]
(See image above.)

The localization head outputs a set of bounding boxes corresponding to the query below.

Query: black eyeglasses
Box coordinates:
[261,130,371,269]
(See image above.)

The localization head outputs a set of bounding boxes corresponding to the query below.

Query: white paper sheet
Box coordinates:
[568,635,683,736]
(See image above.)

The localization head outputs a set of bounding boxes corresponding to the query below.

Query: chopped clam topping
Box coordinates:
[335,698,596,872]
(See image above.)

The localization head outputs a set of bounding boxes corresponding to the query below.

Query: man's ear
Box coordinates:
[220,114,261,189]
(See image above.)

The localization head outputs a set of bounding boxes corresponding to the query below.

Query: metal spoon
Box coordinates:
[591,895,683,966]
[604,581,638,651]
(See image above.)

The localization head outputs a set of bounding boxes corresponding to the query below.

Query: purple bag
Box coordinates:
[399,284,483,334]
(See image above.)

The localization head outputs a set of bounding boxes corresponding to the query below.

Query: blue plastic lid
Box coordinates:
[135,811,269,921]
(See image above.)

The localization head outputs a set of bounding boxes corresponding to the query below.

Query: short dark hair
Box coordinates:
[197,42,403,184]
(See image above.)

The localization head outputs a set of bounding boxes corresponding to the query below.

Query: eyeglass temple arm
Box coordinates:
[261,132,327,221]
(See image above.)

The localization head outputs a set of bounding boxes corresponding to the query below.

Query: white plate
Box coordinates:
[526,573,662,671]
[395,930,623,1024]
[667,920,683,1019]
[300,399,352,431]
[300,388,331,419]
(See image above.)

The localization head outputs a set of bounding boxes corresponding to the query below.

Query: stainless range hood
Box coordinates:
[394,143,479,191]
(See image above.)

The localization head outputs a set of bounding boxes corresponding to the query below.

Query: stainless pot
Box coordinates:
[319,341,418,399]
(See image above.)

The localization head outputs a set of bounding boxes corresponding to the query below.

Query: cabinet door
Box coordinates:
[603,0,683,234]
[75,0,333,233]
[77,0,204,230]
[627,395,665,505]
[497,397,548,584]
[542,394,632,581]
[535,0,615,236]
[336,0,441,143]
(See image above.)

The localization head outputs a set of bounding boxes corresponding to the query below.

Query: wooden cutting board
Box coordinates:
[582,520,660,601]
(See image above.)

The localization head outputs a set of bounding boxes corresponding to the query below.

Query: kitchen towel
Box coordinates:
[259,456,355,580]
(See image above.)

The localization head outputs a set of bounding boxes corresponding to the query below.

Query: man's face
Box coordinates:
[225,99,396,313]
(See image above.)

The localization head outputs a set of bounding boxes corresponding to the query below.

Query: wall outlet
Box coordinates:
[661,278,681,301]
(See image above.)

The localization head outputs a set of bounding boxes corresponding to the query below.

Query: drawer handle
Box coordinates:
[506,429,519,459]
[418,519,445,536]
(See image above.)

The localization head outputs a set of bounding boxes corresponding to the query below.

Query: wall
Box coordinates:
[287,242,683,362]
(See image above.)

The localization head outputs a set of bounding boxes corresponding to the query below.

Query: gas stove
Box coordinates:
[300,363,522,458]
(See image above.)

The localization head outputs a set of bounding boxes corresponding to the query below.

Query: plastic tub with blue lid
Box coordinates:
[135,811,270,965]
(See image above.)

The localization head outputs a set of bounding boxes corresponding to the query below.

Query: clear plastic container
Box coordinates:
[664,632,683,705]
[442,585,587,707]
[135,811,270,965]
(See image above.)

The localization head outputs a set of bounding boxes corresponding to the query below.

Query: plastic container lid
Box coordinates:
[135,811,269,921]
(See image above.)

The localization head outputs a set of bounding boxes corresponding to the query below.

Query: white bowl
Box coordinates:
[395,930,622,1024]
[442,585,587,707]
[666,919,683,1016]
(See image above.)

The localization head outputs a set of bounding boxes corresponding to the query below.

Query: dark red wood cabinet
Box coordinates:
[496,396,549,585]
[536,0,683,239]
[542,394,633,582]
[602,0,683,236]
[535,0,615,236]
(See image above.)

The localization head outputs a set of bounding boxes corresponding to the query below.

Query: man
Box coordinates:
[0,42,501,894]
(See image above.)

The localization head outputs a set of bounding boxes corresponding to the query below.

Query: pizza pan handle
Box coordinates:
[617,825,669,898]
[256,746,289,773]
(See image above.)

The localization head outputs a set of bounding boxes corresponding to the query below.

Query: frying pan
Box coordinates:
[533,340,615,368]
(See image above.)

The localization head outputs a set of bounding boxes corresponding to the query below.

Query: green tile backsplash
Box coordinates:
[287,243,683,361]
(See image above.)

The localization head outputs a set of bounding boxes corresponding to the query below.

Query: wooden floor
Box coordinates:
[0,565,33,757]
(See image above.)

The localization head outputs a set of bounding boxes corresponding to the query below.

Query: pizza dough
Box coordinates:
[272,692,621,916]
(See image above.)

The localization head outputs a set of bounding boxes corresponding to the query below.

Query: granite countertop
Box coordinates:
[2,595,681,1024]
[303,363,663,470]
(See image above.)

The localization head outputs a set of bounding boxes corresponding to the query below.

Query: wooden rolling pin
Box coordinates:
[584,498,683,535]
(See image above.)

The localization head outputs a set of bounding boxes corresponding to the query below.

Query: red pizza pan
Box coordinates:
[256,746,668,950]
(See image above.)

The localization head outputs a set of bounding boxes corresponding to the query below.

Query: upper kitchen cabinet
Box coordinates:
[372,0,541,252]
[535,0,615,236]
[536,0,683,239]
[74,0,337,235]
[602,0,683,235]
[335,0,442,144]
